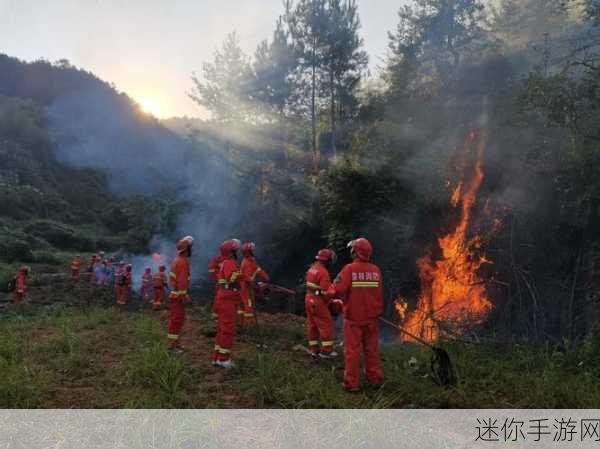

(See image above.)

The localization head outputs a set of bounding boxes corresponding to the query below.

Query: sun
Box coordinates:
[138,96,163,118]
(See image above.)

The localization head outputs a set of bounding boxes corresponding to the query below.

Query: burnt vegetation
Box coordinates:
[2,0,600,407]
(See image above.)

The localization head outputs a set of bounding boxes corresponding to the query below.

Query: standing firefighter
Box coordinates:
[153,265,167,310]
[208,252,223,320]
[213,239,243,368]
[167,236,194,352]
[88,254,98,283]
[141,267,153,303]
[327,238,384,392]
[114,261,125,303]
[12,266,30,305]
[70,255,81,285]
[117,264,132,305]
[305,249,337,358]
[239,242,270,327]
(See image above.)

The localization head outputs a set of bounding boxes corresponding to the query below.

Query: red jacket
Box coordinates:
[216,257,243,301]
[169,255,191,302]
[305,261,331,303]
[240,256,269,285]
[208,255,223,283]
[327,260,383,324]
[153,271,167,289]
[16,272,27,294]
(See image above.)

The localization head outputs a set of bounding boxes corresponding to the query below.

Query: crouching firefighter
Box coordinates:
[239,242,269,327]
[12,266,30,305]
[326,238,384,392]
[167,236,194,352]
[305,249,337,359]
[213,239,243,368]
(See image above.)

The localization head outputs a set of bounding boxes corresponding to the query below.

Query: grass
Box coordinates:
[1,302,600,408]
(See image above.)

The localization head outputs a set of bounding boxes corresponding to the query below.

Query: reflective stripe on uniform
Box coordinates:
[244,313,254,318]
[217,347,230,354]
[351,281,379,288]
[169,272,177,279]
[170,290,188,296]
[237,310,245,315]
[167,333,179,340]
[208,269,216,273]
[308,340,319,346]
[251,268,262,280]
[321,341,334,347]
[306,282,321,290]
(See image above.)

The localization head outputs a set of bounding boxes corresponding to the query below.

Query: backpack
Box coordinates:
[6,277,16,293]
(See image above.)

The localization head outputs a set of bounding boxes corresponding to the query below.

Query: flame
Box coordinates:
[401,130,493,342]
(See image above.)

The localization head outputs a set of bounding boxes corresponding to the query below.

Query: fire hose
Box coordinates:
[379,317,457,388]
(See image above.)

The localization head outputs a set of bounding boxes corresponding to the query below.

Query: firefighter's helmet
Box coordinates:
[220,239,241,257]
[241,242,256,256]
[315,249,337,264]
[347,238,372,261]
[177,236,194,254]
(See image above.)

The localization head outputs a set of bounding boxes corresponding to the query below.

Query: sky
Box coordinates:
[0,0,407,119]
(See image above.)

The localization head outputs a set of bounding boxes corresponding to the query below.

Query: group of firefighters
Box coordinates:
[9,235,384,392]
[168,235,383,392]
[67,253,169,310]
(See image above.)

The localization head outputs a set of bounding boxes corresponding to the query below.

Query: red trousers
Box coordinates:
[167,301,186,347]
[239,285,255,327]
[214,298,238,361]
[12,291,24,305]
[305,297,335,354]
[153,287,164,310]
[343,319,383,389]
[117,286,129,305]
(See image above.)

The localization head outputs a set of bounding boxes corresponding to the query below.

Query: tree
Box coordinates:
[386,0,488,96]
[189,32,254,124]
[286,0,330,171]
[321,0,368,156]
[253,14,298,123]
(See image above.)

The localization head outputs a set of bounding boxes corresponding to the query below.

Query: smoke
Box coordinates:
[44,78,248,285]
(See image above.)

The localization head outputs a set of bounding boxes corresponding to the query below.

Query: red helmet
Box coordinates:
[176,235,194,254]
[348,238,372,261]
[241,242,256,256]
[220,239,241,257]
[159,265,166,272]
[315,249,337,264]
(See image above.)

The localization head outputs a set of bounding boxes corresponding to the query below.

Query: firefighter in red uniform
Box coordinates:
[117,264,132,305]
[141,267,153,303]
[70,255,81,286]
[305,249,337,358]
[167,236,194,351]
[327,238,384,392]
[239,242,270,327]
[88,254,98,283]
[208,253,223,320]
[153,265,167,310]
[213,239,243,368]
[13,266,30,305]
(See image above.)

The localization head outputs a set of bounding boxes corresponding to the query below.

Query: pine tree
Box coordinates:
[189,32,254,124]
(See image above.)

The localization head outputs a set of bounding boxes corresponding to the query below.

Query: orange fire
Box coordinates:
[400,130,493,342]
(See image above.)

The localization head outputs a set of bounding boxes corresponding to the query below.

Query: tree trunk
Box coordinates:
[330,69,336,158]
[311,41,318,173]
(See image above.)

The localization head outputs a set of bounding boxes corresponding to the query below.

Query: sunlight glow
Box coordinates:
[137,96,163,118]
